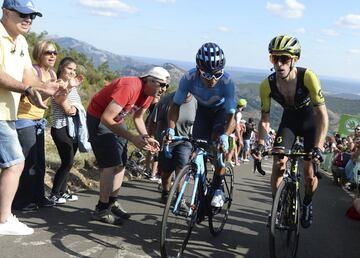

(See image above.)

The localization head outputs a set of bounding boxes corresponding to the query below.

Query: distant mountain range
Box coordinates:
[52,36,360,98]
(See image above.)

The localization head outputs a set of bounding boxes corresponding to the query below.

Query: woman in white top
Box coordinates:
[50,57,84,204]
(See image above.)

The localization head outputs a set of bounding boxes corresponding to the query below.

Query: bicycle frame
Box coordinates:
[173,147,207,217]
[284,156,301,226]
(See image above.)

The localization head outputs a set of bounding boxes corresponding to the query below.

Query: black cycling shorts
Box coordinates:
[273,106,316,153]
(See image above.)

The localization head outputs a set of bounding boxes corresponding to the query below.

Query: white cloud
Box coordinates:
[348,49,360,54]
[266,0,305,19]
[91,11,118,17]
[157,0,176,3]
[79,0,137,16]
[295,27,306,34]
[217,26,230,33]
[322,29,339,37]
[337,14,360,29]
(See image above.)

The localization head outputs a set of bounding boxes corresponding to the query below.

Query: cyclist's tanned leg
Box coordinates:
[303,160,318,198]
[271,156,287,196]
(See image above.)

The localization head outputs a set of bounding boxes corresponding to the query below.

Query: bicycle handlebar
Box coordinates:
[252,148,321,179]
[163,136,225,168]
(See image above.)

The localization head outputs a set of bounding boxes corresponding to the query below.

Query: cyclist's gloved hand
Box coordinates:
[165,128,175,140]
[311,147,324,162]
[219,134,229,152]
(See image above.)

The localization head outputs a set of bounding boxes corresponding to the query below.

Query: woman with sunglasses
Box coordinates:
[167,42,236,208]
[13,40,58,211]
[255,35,329,229]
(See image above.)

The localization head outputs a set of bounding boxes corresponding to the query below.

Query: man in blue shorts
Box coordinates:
[0,0,61,235]
[167,42,236,207]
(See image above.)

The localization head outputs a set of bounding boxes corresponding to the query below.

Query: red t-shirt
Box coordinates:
[87,77,154,123]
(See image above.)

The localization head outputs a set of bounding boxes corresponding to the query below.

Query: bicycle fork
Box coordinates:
[290,159,300,226]
[174,155,205,217]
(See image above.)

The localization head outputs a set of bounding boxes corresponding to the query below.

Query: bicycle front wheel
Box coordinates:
[209,163,234,236]
[160,164,199,258]
[269,180,300,258]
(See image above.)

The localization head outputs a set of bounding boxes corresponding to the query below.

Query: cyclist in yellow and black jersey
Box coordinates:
[255,35,329,229]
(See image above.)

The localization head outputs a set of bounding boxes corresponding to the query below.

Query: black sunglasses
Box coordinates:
[11,9,37,20]
[152,79,169,89]
[44,50,58,56]
[158,82,169,89]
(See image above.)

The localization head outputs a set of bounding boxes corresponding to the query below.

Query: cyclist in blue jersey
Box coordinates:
[167,42,236,208]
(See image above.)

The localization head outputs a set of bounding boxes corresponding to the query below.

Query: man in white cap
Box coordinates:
[87,66,170,225]
[0,0,61,235]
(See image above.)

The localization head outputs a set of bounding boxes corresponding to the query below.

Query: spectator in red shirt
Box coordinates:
[87,67,171,225]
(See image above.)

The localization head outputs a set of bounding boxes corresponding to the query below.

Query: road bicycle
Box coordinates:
[255,146,319,258]
[160,136,234,258]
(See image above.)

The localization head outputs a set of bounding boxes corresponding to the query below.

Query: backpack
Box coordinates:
[33,64,56,81]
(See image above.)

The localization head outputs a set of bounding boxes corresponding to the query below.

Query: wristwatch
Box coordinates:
[24,86,33,97]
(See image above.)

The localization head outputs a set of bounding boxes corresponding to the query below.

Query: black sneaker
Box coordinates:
[92,208,123,225]
[39,197,56,208]
[301,202,313,228]
[21,203,39,212]
[110,201,131,219]
[161,191,169,204]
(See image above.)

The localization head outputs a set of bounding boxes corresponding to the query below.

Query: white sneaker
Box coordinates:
[149,176,160,182]
[0,215,34,235]
[62,192,78,202]
[49,195,67,204]
[243,158,250,162]
[211,189,225,208]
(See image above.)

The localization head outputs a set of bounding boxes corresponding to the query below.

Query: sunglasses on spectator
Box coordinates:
[152,79,169,89]
[270,54,294,65]
[10,9,37,20]
[44,51,58,56]
[199,69,224,81]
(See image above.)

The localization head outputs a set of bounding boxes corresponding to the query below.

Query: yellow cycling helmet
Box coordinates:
[268,35,301,58]
[237,98,247,107]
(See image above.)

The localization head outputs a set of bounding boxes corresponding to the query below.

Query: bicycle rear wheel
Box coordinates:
[160,164,199,258]
[269,180,300,258]
[209,163,234,236]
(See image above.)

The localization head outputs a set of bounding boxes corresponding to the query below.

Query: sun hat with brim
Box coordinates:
[2,0,42,17]
[140,66,171,84]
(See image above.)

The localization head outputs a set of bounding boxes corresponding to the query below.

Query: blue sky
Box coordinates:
[31,0,360,81]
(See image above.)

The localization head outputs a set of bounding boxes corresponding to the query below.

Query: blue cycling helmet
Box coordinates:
[196,42,226,73]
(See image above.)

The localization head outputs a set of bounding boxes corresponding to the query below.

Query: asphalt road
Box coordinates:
[1,159,359,258]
